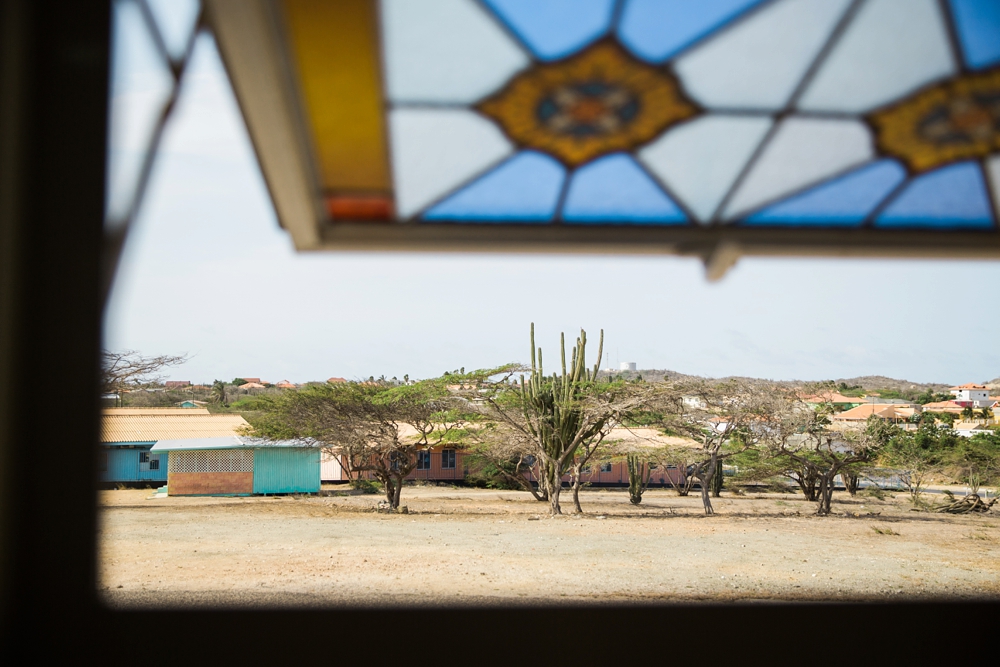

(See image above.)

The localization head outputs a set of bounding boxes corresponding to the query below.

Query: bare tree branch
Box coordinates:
[101,349,188,403]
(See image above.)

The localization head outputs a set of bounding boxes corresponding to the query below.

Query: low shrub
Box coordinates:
[349,479,381,494]
[463,463,524,490]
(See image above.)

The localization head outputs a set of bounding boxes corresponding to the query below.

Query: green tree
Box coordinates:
[880,426,943,505]
[730,444,823,500]
[210,380,228,406]
[916,390,952,405]
[246,378,462,510]
[459,419,546,500]
[661,379,779,515]
[769,410,897,516]
[661,445,700,496]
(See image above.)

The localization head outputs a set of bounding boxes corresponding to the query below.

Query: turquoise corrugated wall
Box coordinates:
[99,445,168,483]
[252,448,320,494]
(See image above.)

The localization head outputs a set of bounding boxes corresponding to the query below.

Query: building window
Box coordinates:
[600,462,612,473]
[441,449,456,469]
[139,450,160,471]
[416,450,431,470]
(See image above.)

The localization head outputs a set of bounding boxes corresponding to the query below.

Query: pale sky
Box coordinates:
[105,30,1000,386]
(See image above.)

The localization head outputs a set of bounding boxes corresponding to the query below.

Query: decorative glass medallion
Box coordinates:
[869,68,1000,173]
[476,41,699,166]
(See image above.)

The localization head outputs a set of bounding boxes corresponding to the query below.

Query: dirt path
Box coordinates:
[100,486,1000,608]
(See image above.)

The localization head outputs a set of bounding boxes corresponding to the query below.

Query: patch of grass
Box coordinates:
[967,532,992,542]
[870,525,900,536]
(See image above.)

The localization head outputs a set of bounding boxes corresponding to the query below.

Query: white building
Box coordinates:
[953,422,991,438]
[682,395,707,410]
[949,383,992,407]
[620,362,636,372]
[321,449,344,481]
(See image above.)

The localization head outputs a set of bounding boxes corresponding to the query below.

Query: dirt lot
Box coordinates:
[100,485,1000,608]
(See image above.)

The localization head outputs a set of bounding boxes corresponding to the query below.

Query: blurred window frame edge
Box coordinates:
[0,0,995,660]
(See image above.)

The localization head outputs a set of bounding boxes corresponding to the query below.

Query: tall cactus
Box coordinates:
[626,452,651,505]
[711,457,723,497]
[520,323,605,515]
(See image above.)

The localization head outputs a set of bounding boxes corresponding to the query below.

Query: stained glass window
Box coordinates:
[214,0,1000,247]
[105,0,202,296]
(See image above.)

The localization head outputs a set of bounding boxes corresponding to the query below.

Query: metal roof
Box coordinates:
[102,411,249,443]
[103,407,211,415]
[150,436,319,452]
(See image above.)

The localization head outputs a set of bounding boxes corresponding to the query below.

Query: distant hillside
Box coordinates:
[597,369,797,385]
[598,370,961,394]
[595,369,697,383]
[828,376,951,393]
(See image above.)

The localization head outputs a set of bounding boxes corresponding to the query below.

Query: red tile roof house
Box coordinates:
[238,382,268,391]
[275,380,297,389]
[165,381,191,389]
[831,404,919,425]
[799,392,865,409]
[921,400,967,414]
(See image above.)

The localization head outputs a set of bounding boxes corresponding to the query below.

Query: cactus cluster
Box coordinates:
[626,453,651,505]
[520,323,605,514]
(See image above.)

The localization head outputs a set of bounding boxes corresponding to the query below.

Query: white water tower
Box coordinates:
[620,362,636,372]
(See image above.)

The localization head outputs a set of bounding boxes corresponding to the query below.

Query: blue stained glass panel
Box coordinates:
[423,151,566,222]
[875,162,995,229]
[562,154,687,224]
[480,0,616,61]
[618,0,765,62]
[743,160,907,227]
[946,0,1000,69]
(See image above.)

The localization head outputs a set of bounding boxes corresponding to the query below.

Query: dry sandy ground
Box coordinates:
[99,485,1000,608]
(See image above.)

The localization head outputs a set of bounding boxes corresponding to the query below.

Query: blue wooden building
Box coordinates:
[150,436,321,496]
[100,408,251,485]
